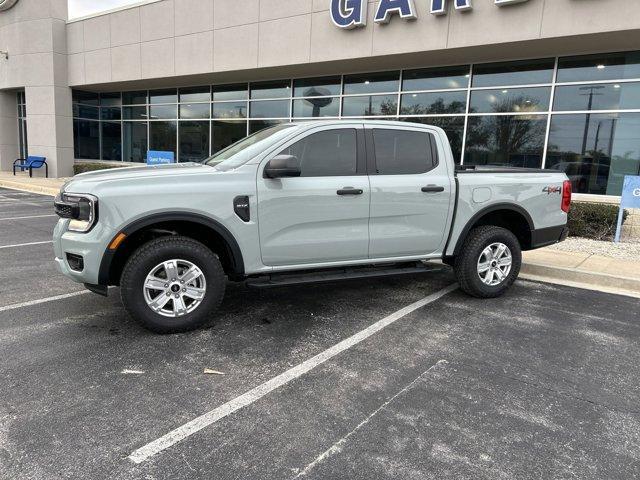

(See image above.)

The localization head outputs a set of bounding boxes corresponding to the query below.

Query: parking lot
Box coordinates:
[0,186,639,479]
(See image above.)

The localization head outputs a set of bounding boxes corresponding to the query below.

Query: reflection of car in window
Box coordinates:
[550,161,609,194]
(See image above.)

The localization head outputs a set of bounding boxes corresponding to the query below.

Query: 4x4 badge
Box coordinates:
[543,186,562,195]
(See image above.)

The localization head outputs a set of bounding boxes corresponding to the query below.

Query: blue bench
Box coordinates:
[13,156,48,178]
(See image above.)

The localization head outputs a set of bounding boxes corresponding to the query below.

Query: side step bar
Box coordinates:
[245,261,445,289]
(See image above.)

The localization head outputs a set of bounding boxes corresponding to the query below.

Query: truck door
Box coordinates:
[366,125,452,258]
[257,124,370,266]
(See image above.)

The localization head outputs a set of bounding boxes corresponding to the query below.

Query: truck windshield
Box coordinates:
[204,124,297,171]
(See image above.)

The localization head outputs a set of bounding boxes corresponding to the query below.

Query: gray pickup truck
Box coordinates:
[53,121,570,333]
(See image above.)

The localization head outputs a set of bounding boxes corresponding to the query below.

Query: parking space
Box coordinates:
[0,188,79,307]
[1,187,639,480]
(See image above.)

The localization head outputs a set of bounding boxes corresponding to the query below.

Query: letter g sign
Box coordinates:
[633,188,640,197]
[330,0,368,29]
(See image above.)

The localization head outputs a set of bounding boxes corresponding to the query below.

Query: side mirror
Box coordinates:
[264,154,301,179]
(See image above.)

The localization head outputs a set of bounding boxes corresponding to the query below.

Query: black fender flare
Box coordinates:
[451,203,535,256]
[98,212,245,285]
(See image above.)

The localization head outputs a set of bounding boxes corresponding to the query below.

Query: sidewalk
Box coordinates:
[0,171,66,196]
[522,248,640,298]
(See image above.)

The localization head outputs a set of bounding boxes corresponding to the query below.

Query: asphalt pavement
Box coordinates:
[0,187,639,480]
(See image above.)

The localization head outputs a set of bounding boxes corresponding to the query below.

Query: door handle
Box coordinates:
[421,185,445,193]
[337,188,363,196]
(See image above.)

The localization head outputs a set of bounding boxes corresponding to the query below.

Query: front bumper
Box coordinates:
[53,218,114,286]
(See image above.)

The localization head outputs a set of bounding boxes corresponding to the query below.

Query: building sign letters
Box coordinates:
[331,0,530,28]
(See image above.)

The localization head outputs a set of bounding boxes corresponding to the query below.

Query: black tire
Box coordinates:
[454,226,521,298]
[120,236,226,333]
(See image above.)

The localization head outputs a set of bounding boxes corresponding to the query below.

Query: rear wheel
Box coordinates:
[120,236,225,333]
[454,226,521,298]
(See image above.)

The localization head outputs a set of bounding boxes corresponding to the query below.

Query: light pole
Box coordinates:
[578,85,605,155]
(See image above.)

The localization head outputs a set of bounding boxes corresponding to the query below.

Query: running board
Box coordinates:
[245,261,445,289]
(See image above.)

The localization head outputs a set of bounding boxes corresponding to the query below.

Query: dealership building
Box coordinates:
[0,0,640,201]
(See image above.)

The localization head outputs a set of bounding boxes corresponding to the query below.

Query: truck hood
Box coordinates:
[63,162,210,192]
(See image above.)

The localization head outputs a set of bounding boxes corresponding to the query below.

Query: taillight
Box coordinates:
[561,180,572,213]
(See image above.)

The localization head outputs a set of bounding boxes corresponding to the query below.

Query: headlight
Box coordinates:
[54,193,98,233]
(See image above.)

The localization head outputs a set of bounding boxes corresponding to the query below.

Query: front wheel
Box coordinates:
[120,236,226,333]
[454,226,522,298]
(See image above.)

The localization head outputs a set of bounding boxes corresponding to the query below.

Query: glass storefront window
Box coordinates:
[401,117,465,164]
[293,76,342,97]
[213,84,248,101]
[293,97,340,118]
[69,50,640,197]
[472,59,555,87]
[557,51,640,83]
[73,90,98,105]
[546,113,640,196]
[149,88,177,104]
[73,119,100,159]
[179,86,210,103]
[100,93,121,106]
[17,91,27,159]
[101,121,121,161]
[342,95,398,116]
[249,119,285,134]
[470,87,551,113]
[249,100,289,118]
[149,104,177,120]
[179,103,210,119]
[149,121,177,155]
[123,106,147,120]
[402,66,470,91]
[212,120,247,153]
[123,122,148,163]
[179,121,210,162]
[75,105,99,119]
[250,80,291,100]
[400,91,467,115]
[343,71,400,95]
[123,90,147,105]
[212,101,247,119]
[553,82,640,111]
[101,106,121,121]
[465,115,547,167]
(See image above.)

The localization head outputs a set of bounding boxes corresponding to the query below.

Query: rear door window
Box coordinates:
[372,129,437,175]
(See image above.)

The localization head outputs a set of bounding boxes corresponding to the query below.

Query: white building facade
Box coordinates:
[0,0,639,200]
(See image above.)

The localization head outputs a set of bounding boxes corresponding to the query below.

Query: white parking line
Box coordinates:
[127,283,459,464]
[0,214,57,221]
[294,359,449,478]
[0,290,89,314]
[0,240,53,250]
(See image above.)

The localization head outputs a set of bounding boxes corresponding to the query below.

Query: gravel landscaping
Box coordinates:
[547,236,640,260]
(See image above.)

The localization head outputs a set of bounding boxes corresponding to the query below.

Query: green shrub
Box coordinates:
[73,162,124,175]
[568,202,628,241]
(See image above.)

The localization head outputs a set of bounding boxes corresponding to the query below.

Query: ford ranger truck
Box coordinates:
[53,121,570,333]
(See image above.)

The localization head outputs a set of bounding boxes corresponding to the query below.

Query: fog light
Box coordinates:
[66,253,84,272]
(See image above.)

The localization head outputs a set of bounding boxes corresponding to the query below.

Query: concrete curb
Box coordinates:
[0,180,58,197]
[521,262,640,298]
